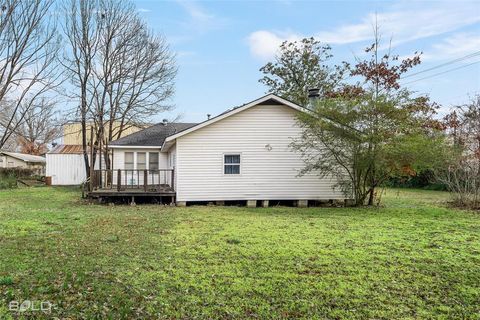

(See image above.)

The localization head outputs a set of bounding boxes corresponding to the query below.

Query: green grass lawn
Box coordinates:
[0,187,479,319]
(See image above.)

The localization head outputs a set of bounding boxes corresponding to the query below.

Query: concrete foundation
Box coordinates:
[344,199,356,207]
[297,200,308,208]
[247,200,257,208]
[176,201,187,207]
[216,201,225,206]
[261,200,269,208]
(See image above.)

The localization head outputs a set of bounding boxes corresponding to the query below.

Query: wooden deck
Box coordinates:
[87,169,175,199]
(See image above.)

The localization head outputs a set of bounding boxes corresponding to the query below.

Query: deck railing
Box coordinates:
[91,169,174,192]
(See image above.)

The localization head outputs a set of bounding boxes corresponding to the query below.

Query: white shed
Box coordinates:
[46,145,104,185]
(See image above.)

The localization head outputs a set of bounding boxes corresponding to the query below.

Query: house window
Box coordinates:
[149,152,159,170]
[169,153,176,168]
[224,154,240,174]
[137,152,146,170]
[125,152,134,169]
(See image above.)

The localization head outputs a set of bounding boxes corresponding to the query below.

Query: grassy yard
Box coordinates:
[0,187,479,319]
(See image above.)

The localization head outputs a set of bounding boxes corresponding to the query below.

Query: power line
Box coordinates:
[401,60,480,85]
[400,50,480,80]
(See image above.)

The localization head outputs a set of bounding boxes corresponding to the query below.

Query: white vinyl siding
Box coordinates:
[175,104,345,201]
[46,154,104,185]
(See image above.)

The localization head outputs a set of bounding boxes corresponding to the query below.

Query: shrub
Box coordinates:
[0,174,17,189]
[0,168,40,189]
[0,167,36,179]
[385,170,447,191]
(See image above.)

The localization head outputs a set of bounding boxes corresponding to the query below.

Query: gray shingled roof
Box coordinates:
[109,122,197,147]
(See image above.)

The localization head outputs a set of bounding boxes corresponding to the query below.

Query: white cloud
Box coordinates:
[316,1,480,45]
[246,30,301,60]
[246,1,480,60]
[178,1,213,22]
[137,8,151,13]
[176,0,224,33]
[423,32,480,61]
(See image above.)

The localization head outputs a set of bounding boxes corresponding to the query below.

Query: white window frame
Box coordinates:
[124,152,134,170]
[137,152,147,170]
[223,153,241,175]
[148,152,159,171]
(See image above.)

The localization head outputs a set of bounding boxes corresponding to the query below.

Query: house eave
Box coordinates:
[108,145,162,149]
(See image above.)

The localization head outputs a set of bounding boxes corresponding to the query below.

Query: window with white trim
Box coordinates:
[125,152,134,169]
[224,154,240,174]
[149,152,159,170]
[137,152,146,170]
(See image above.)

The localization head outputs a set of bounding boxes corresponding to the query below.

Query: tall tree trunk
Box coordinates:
[367,187,375,206]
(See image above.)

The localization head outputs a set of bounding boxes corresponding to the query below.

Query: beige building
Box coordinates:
[61,122,148,145]
[0,151,46,175]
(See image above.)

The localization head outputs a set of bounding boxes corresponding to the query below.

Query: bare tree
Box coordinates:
[93,0,176,170]
[14,98,61,155]
[62,0,176,177]
[0,0,61,150]
[62,0,99,178]
[439,95,480,207]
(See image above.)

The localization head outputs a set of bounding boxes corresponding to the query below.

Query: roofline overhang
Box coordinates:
[160,94,305,151]
[0,152,45,163]
[108,145,162,149]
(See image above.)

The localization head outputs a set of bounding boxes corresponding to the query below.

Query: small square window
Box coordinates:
[224,154,240,174]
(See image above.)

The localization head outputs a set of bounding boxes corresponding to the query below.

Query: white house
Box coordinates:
[107,94,346,207]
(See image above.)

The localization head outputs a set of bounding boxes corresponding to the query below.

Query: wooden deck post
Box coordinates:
[117,169,121,191]
[89,127,94,191]
[171,168,175,191]
[144,170,148,191]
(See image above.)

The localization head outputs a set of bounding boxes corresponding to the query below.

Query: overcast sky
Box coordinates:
[135,0,480,123]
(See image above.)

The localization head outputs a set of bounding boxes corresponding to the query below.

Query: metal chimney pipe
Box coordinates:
[308,88,320,99]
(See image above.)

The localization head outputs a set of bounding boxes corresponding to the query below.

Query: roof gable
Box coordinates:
[162,94,303,149]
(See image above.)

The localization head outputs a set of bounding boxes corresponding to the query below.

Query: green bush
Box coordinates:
[0,174,17,189]
[385,170,447,191]
[0,167,36,178]
[0,168,40,189]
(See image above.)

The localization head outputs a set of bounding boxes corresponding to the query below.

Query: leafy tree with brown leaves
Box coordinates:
[292,31,448,206]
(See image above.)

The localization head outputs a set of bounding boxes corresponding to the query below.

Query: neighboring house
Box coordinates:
[0,150,46,175]
[46,145,105,185]
[106,94,346,206]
